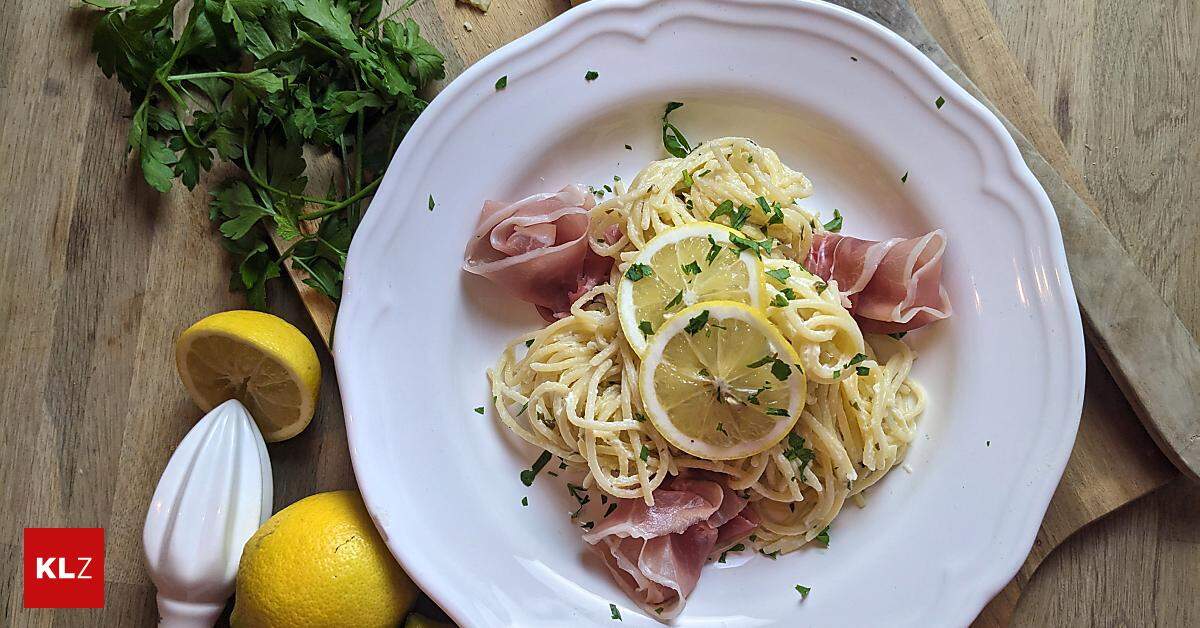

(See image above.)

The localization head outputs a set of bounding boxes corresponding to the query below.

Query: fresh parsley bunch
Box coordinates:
[84,0,445,306]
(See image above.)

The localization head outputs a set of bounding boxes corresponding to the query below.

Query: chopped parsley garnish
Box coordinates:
[889,331,908,340]
[715,422,728,435]
[428,195,436,211]
[633,412,647,422]
[780,287,797,300]
[639,445,651,462]
[771,359,792,381]
[814,281,828,295]
[832,369,841,378]
[580,521,594,530]
[761,549,780,560]
[661,102,692,158]
[771,293,790,308]
[655,607,664,615]
[517,401,530,415]
[520,450,553,486]
[585,70,599,81]
[604,503,618,518]
[679,168,694,190]
[848,353,868,366]
[822,208,843,232]
[856,366,870,376]
[625,144,632,150]
[665,290,684,310]
[697,169,711,177]
[684,310,710,334]
[747,355,774,368]
[766,268,791,283]
[901,171,909,183]
[705,235,723,264]
[521,496,528,506]
[730,204,753,229]
[766,408,789,417]
[749,534,758,542]
[495,75,508,90]
[710,199,735,221]
[717,543,745,564]
[816,525,830,547]
[795,584,811,599]
[610,603,622,620]
[474,406,485,414]
[639,320,654,336]
[681,261,702,276]
[782,434,815,473]
[935,96,946,109]
[624,263,653,281]
[525,339,535,347]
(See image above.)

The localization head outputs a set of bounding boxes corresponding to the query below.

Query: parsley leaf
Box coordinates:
[661,101,691,158]
[639,320,654,336]
[771,293,790,307]
[520,450,553,486]
[495,75,508,90]
[681,261,701,276]
[639,445,650,462]
[771,359,792,381]
[610,603,622,621]
[823,208,843,232]
[624,263,653,281]
[765,268,791,283]
[709,199,735,221]
[747,355,774,368]
[816,525,830,547]
[474,406,485,414]
[796,584,811,599]
[665,290,684,310]
[585,70,599,81]
[684,310,710,334]
[935,96,946,109]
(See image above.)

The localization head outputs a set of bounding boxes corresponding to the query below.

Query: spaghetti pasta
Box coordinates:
[486,137,925,554]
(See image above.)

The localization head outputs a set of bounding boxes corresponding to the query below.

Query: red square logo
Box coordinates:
[23,528,105,608]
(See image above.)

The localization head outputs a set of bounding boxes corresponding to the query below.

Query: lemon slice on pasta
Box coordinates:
[639,301,806,460]
[617,222,765,356]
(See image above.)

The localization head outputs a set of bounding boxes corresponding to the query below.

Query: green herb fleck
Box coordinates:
[771,293,790,308]
[730,204,753,229]
[771,359,792,381]
[665,290,684,310]
[639,445,651,462]
[816,525,830,547]
[935,96,946,109]
[685,310,710,334]
[716,422,728,435]
[710,199,735,221]
[814,281,828,295]
[747,355,774,368]
[604,503,619,517]
[624,263,653,281]
[780,287,797,300]
[521,496,528,506]
[889,331,908,340]
[766,268,791,283]
[682,261,702,276]
[856,365,870,376]
[822,209,843,232]
[585,70,599,81]
[610,603,622,620]
[848,353,868,366]
[766,408,790,417]
[474,406,485,414]
[429,195,436,211]
[520,451,553,486]
[661,102,692,158]
[639,320,654,336]
[901,171,909,183]
[495,75,508,90]
[706,235,723,265]
[625,144,632,150]
[679,169,694,190]
[634,412,647,422]
[526,339,535,347]
[796,584,811,599]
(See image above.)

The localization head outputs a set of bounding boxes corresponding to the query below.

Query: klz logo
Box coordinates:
[23,528,104,608]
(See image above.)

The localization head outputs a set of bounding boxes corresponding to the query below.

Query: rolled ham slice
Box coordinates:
[583,474,759,620]
[805,230,952,333]
[463,184,613,320]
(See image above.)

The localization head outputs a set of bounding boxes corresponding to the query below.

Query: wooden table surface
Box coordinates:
[2,0,1198,626]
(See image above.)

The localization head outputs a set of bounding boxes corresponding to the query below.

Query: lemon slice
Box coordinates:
[639,301,806,460]
[175,310,321,442]
[618,222,765,355]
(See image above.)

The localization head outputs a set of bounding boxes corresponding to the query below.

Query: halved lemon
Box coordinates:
[617,222,765,355]
[175,310,321,442]
[639,301,806,460]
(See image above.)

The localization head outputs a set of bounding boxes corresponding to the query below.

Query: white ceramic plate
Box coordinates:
[335,0,1085,625]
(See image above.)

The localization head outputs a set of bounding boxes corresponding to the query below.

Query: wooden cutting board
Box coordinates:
[277,0,1188,623]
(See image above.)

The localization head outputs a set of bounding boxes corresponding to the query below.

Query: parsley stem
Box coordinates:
[297,32,342,60]
[240,123,340,207]
[297,178,381,220]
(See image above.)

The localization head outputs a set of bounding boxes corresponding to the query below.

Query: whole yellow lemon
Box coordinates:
[231,490,416,627]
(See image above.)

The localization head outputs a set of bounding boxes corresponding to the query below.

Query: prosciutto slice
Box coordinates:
[805,230,952,333]
[583,474,759,619]
[463,184,614,320]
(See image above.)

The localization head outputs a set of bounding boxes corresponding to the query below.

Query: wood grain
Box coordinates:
[0,0,1196,626]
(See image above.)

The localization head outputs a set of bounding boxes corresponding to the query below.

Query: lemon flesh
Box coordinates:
[639,301,805,460]
[231,490,416,628]
[175,310,320,442]
[618,223,764,356]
